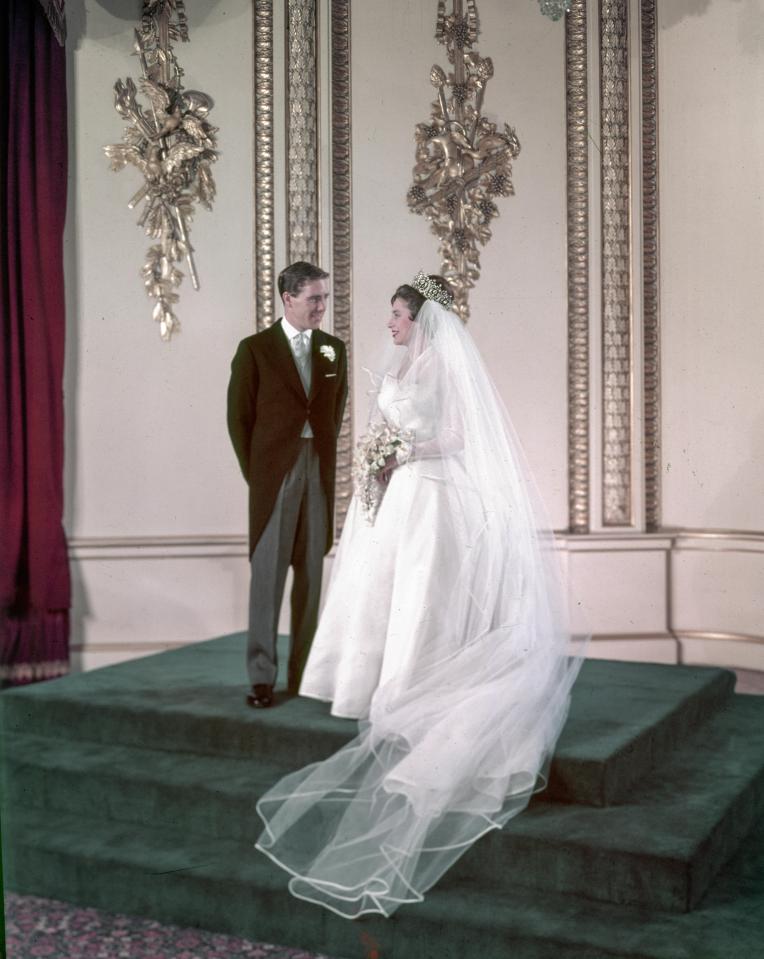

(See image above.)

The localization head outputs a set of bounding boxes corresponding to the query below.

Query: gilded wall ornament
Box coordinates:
[641,0,661,531]
[330,0,354,538]
[600,0,632,526]
[254,0,275,331]
[287,0,319,265]
[566,0,590,534]
[104,1,219,341]
[407,0,520,321]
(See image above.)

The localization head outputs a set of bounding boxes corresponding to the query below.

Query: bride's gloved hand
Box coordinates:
[379,453,400,486]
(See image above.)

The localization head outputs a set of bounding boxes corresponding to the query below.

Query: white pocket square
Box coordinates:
[324,373,337,378]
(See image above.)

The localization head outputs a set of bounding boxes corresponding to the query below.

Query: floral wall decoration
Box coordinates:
[407,0,521,321]
[104,0,219,340]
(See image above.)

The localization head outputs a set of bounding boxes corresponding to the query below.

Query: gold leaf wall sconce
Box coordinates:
[104,0,219,341]
[407,0,520,322]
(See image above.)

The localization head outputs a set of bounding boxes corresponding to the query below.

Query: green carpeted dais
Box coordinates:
[1,633,763,959]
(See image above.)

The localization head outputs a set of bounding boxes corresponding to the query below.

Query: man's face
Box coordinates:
[283,278,330,331]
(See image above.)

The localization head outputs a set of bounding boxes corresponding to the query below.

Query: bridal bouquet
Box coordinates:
[352,423,413,524]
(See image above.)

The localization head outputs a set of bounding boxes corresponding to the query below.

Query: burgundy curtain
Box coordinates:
[1,0,70,685]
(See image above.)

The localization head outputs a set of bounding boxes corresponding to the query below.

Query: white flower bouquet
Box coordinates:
[352,423,413,524]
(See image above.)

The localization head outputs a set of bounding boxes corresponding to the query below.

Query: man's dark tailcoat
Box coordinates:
[227,321,348,557]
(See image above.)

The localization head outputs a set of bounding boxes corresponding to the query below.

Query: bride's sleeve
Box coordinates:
[405,360,464,461]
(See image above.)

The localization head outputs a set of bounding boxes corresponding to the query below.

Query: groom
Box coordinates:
[227,262,348,708]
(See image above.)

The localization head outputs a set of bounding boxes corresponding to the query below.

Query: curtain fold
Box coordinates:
[1,0,70,685]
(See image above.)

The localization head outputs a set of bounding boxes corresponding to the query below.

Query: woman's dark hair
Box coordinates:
[390,284,426,319]
[390,274,454,319]
[278,261,330,298]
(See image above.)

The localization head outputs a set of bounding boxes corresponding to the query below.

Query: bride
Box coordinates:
[256,272,586,918]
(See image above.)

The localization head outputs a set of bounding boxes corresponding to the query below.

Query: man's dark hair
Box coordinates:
[278,261,330,298]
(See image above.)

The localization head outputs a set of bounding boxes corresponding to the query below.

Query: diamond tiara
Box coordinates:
[412,270,453,309]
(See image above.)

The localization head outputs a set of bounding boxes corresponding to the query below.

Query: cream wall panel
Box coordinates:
[566,541,669,636]
[350,1,569,527]
[671,546,764,639]
[65,0,254,541]
[68,541,336,664]
[69,543,249,651]
[658,1,764,530]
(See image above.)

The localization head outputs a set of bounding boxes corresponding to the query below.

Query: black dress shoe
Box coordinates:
[246,684,274,708]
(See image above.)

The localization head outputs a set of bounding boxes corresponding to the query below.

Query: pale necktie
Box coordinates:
[293,331,311,394]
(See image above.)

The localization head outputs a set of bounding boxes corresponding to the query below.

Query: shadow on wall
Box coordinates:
[660,0,712,26]
[737,0,764,56]
[661,0,764,58]
[659,0,764,38]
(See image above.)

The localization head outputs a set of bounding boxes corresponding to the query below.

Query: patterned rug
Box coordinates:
[3,893,342,959]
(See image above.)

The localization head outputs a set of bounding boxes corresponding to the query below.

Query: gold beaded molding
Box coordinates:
[565,0,590,534]
[286,0,320,265]
[641,0,661,531]
[331,0,353,538]
[254,1,275,330]
[600,0,632,528]
[565,0,660,533]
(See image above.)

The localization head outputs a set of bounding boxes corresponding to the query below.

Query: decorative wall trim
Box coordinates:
[600,0,632,527]
[641,0,660,531]
[70,641,191,653]
[68,534,248,561]
[589,631,673,642]
[560,527,764,552]
[677,631,764,647]
[69,528,764,557]
[565,0,590,534]
[69,535,248,546]
[330,0,353,537]
[286,0,319,264]
[670,528,764,543]
[254,0,276,330]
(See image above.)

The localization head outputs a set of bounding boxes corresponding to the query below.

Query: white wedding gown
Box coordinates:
[256,302,585,918]
[299,368,477,719]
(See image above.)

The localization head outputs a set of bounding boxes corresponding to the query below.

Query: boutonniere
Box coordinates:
[320,345,336,362]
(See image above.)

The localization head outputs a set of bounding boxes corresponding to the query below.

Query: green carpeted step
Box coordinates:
[3,696,763,912]
[447,694,764,912]
[0,634,736,807]
[3,793,763,959]
[1,735,273,843]
[552,657,735,805]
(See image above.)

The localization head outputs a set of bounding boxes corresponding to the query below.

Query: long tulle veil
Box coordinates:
[255,300,587,918]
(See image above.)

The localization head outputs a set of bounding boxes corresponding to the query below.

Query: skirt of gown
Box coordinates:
[299,454,472,719]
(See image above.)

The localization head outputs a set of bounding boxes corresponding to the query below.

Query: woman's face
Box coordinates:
[388,298,415,346]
